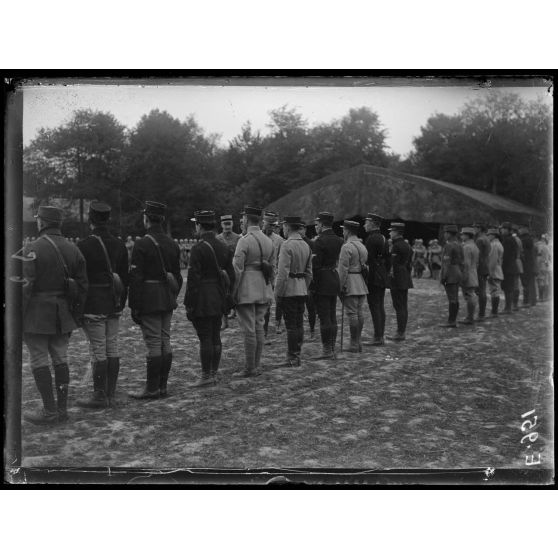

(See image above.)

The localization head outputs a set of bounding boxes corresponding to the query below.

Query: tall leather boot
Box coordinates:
[347,320,359,353]
[313,327,333,360]
[129,356,161,399]
[24,366,59,425]
[489,297,500,318]
[277,329,301,367]
[254,333,264,374]
[106,356,120,406]
[358,316,365,352]
[77,360,108,409]
[441,302,458,327]
[212,343,223,379]
[460,300,476,325]
[54,362,71,422]
[159,353,173,397]
[513,288,520,311]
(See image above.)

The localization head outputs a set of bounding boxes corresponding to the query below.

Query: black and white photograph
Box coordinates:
[4,75,554,485]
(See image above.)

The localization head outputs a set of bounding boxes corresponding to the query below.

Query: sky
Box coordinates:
[23,82,552,157]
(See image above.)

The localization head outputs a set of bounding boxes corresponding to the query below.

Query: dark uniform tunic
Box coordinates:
[184,231,236,374]
[312,228,343,349]
[389,237,413,335]
[475,233,491,318]
[501,235,520,311]
[23,227,88,370]
[519,232,537,306]
[128,223,183,357]
[78,226,129,316]
[365,230,391,340]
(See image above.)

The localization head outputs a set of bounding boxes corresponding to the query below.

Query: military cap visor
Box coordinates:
[315,211,334,222]
[190,210,216,224]
[443,224,458,233]
[388,222,405,231]
[487,228,500,235]
[341,219,360,230]
[281,216,305,226]
[241,205,263,217]
[220,214,233,222]
[461,227,476,235]
[365,213,383,222]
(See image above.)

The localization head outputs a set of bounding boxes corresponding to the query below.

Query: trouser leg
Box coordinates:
[237,304,257,372]
[477,274,487,318]
[254,304,267,369]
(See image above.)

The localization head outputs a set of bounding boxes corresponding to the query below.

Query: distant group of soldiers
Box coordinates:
[20,200,552,426]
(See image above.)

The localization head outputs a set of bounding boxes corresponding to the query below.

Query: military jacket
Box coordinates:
[475,233,491,276]
[365,230,390,288]
[312,228,343,296]
[519,233,537,276]
[216,231,241,253]
[462,240,480,288]
[22,227,88,334]
[275,233,313,298]
[389,237,413,290]
[441,240,464,285]
[338,237,369,296]
[233,226,274,304]
[267,231,285,274]
[78,226,129,315]
[488,239,504,280]
[501,235,520,276]
[128,223,183,314]
[184,231,235,317]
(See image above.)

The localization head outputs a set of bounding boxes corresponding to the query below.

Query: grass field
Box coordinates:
[20,276,553,471]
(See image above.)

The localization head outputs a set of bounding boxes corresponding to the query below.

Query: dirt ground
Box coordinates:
[20,276,553,471]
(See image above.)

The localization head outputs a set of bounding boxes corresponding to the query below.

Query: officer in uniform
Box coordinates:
[128,201,183,399]
[185,210,236,387]
[300,223,317,341]
[262,210,285,338]
[76,201,129,409]
[486,227,504,318]
[338,220,369,352]
[439,224,464,328]
[518,223,537,307]
[233,206,274,376]
[500,222,520,314]
[364,213,390,345]
[459,226,480,325]
[22,206,88,424]
[387,222,413,341]
[216,214,240,329]
[311,211,343,359]
[275,216,313,366]
[473,223,491,321]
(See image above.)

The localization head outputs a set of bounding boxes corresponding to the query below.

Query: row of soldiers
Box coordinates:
[20,201,549,426]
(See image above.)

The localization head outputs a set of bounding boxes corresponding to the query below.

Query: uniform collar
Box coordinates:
[247,225,261,233]
[321,228,335,236]
[39,227,62,236]
[287,232,303,240]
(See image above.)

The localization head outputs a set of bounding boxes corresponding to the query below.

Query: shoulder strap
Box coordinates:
[42,235,70,279]
[202,240,222,275]
[250,232,266,267]
[93,234,114,275]
[146,233,168,278]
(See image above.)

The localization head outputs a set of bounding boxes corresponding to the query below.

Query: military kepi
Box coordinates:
[461,226,475,235]
[263,210,279,224]
[389,221,405,232]
[315,211,334,226]
[34,205,63,223]
[89,200,111,222]
[241,205,262,217]
[443,224,458,233]
[500,222,512,230]
[220,214,233,222]
[365,213,383,224]
[341,219,360,232]
[282,216,305,226]
[144,201,166,217]
[191,210,216,224]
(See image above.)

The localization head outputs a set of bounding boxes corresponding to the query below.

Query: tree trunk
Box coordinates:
[79,197,84,238]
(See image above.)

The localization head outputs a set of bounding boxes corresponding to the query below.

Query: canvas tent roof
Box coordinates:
[267,164,546,226]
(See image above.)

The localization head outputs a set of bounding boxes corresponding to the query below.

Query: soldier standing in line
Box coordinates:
[233,206,275,376]
[473,223,491,322]
[459,227,480,325]
[262,211,285,339]
[275,216,313,366]
[128,201,183,399]
[311,211,343,360]
[518,223,537,307]
[185,210,236,387]
[364,213,390,346]
[486,227,504,318]
[22,206,88,424]
[387,222,413,341]
[76,202,129,409]
[216,214,241,329]
[439,224,464,328]
[511,224,524,311]
[337,219,368,352]
[300,223,317,341]
[427,239,442,280]
[500,222,520,315]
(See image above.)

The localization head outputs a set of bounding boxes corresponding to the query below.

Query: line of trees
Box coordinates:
[23,91,551,238]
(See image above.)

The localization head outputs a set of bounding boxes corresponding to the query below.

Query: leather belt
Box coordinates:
[144,280,165,284]
[288,272,306,278]
[89,283,111,287]
[349,270,363,274]
[33,290,66,298]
